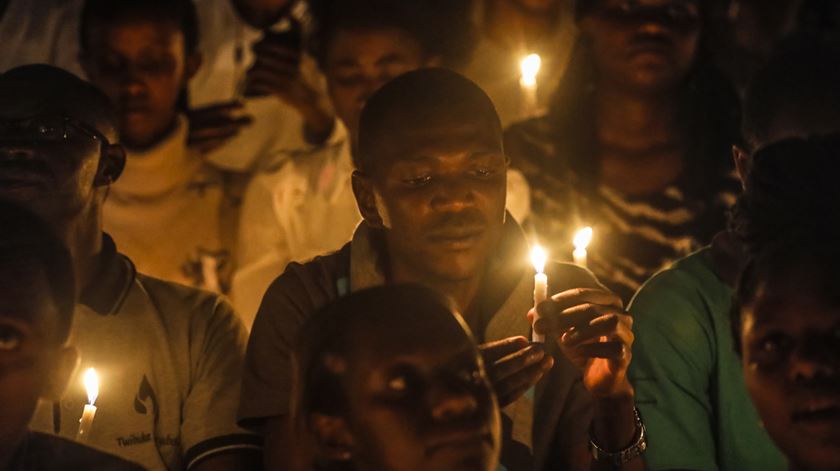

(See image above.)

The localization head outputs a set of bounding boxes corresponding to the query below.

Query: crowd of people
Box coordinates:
[0,0,838,470]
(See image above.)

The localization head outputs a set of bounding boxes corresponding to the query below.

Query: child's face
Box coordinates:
[740,279,840,471]
[83,19,198,149]
[337,313,500,471]
[0,267,69,455]
[324,28,429,141]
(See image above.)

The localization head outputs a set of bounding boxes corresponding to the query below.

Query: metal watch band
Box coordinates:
[589,406,648,467]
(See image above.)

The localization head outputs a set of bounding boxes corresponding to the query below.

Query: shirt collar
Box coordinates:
[78,234,136,316]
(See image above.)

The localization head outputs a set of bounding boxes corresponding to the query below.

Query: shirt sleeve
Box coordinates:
[238,268,318,428]
[181,296,261,469]
[628,268,719,471]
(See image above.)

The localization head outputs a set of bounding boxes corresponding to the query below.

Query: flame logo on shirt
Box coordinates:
[134,375,158,416]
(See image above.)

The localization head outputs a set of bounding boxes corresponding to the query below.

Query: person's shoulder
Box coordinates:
[24,432,146,471]
[629,247,730,322]
[132,274,239,330]
[261,242,351,309]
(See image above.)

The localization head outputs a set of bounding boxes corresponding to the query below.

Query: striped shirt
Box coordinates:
[505,116,739,301]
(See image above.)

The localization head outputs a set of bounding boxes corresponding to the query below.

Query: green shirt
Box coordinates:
[628,248,785,471]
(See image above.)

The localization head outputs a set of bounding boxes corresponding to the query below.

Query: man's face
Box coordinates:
[580,0,701,93]
[741,279,840,471]
[344,314,500,471]
[368,125,507,283]
[0,266,63,455]
[0,101,106,220]
[83,19,194,149]
[324,28,428,140]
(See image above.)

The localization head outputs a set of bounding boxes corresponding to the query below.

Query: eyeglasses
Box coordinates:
[0,115,110,146]
[599,1,701,29]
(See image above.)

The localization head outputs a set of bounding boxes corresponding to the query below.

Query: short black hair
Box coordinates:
[292,284,463,425]
[80,0,200,56]
[309,0,476,69]
[730,134,840,352]
[0,200,75,345]
[742,37,840,150]
[356,68,502,173]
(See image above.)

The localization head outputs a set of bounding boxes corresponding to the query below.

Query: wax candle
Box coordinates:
[530,245,548,343]
[76,368,98,442]
[572,227,593,267]
[519,54,541,118]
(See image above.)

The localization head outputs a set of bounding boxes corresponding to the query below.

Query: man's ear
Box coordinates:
[732,145,750,189]
[185,52,203,82]
[310,413,354,462]
[94,144,126,187]
[351,170,385,228]
[43,346,79,401]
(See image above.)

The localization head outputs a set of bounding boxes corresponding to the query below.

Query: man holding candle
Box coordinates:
[0,65,260,471]
[0,201,144,470]
[242,68,646,471]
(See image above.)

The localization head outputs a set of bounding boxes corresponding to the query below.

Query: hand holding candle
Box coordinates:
[76,368,98,442]
[530,245,548,343]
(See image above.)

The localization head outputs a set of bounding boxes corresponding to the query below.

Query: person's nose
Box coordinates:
[789,342,838,384]
[119,66,147,97]
[430,177,477,212]
[429,382,480,423]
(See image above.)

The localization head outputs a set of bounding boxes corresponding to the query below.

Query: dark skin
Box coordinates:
[311,308,501,471]
[0,268,77,470]
[0,75,256,471]
[740,277,840,471]
[80,18,202,150]
[579,0,700,196]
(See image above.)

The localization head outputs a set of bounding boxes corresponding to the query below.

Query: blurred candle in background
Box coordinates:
[520,53,541,118]
[573,227,593,267]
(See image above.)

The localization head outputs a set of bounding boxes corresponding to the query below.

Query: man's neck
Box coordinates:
[483,0,557,53]
[594,84,683,151]
[53,202,104,296]
[389,263,486,332]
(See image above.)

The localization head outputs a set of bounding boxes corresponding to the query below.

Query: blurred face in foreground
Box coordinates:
[317,306,501,471]
[739,270,840,471]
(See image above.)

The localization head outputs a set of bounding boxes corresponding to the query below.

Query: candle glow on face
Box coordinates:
[530,245,547,274]
[83,368,99,406]
[573,227,593,252]
[520,53,542,88]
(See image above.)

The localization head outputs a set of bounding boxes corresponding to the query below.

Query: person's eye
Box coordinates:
[387,375,407,392]
[752,332,794,365]
[470,167,496,179]
[0,325,22,351]
[402,175,432,188]
[35,121,64,140]
[457,367,485,386]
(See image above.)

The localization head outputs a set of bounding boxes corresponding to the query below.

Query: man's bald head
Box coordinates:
[0,65,118,140]
[355,68,503,174]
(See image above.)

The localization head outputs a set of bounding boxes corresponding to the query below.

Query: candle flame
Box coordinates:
[573,227,593,251]
[520,53,542,87]
[83,368,99,405]
[530,245,547,274]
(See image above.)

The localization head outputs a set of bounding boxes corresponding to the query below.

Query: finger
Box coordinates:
[188,124,246,143]
[490,344,547,382]
[479,336,529,362]
[575,341,626,359]
[190,112,254,128]
[561,314,621,347]
[251,53,301,73]
[537,288,623,318]
[535,303,618,334]
[494,356,554,407]
[253,41,301,61]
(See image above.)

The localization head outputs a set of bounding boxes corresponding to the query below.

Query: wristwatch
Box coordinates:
[589,407,647,467]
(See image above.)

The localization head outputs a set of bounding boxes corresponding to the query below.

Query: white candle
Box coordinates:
[76,368,98,442]
[572,227,593,268]
[520,54,541,118]
[530,245,548,343]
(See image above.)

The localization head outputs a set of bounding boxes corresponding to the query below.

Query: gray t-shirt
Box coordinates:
[241,220,601,471]
[30,236,260,471]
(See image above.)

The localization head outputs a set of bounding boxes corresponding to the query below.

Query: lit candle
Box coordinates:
[530,245,548,343]
[519,53,542,118]
[76,368,98,442]
[573,227,593,267]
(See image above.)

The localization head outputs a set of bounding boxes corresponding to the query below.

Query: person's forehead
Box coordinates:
[351,322,476,371]
[376,122,502,163]
[327,28,423,66]
[750,282,840,328]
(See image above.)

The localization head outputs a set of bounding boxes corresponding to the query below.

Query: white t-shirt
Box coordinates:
[30,237,259,471]
[190,0,328,172]
[103,117,236,293]
[0,0,83,75]
[231,122,532,326]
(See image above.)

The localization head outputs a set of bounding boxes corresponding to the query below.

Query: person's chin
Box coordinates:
[426,444,496,471]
